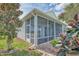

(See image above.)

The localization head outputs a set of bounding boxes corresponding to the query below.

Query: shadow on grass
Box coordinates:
[0,49,43,56]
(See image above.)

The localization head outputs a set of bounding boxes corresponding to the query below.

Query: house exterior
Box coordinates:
[17,8,67,46]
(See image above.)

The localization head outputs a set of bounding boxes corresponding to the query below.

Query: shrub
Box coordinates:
[51,39,60,47]
[30,50,43,56]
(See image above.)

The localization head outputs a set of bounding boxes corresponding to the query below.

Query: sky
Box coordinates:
[19,3,69,19]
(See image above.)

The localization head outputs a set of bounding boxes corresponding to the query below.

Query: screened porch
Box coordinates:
[25,15,63,45]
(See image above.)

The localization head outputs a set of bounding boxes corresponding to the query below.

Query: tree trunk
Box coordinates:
[7,32,13,51]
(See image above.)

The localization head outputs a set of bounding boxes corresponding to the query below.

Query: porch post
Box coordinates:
[25,21,26,40]
[34,14,38,46]
[29,17,31,42]
[54,21,56,39]
[62,25,64,33]
[47,20,49,41]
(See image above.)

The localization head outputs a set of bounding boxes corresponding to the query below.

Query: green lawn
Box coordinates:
[0,38,31,50]
[0,37,42,56]
[0,49,43,56]
[13,38,31,49]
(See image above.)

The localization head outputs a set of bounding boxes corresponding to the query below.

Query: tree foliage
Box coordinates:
[59,3,79,22]
[0,3,23,51]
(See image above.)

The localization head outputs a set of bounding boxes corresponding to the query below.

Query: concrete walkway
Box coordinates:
[37,42,60,56]
[37,49,54,56]
[37,42,79,56]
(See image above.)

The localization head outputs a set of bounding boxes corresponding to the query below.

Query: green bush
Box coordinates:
[51,39,60,47]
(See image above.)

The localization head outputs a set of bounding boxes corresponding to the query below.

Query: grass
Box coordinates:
[13,38,31,49]
[0,37,7,50]
[0,37,43,56]
[0,37,31,50]
[0,50,43,56]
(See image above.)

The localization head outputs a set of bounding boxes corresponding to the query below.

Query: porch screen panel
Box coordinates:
[25,19,30,38]
[30,16,34,44]
[37,16,47,38]
[25,16,34,44]
[37,16,43,38]
[49,21,52,36]
[43,18,47,37]
[55,23,62,37]
[30,16,34,38]
[49,21,54,40]
[51,22,54,38]
[37,16,48,44]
